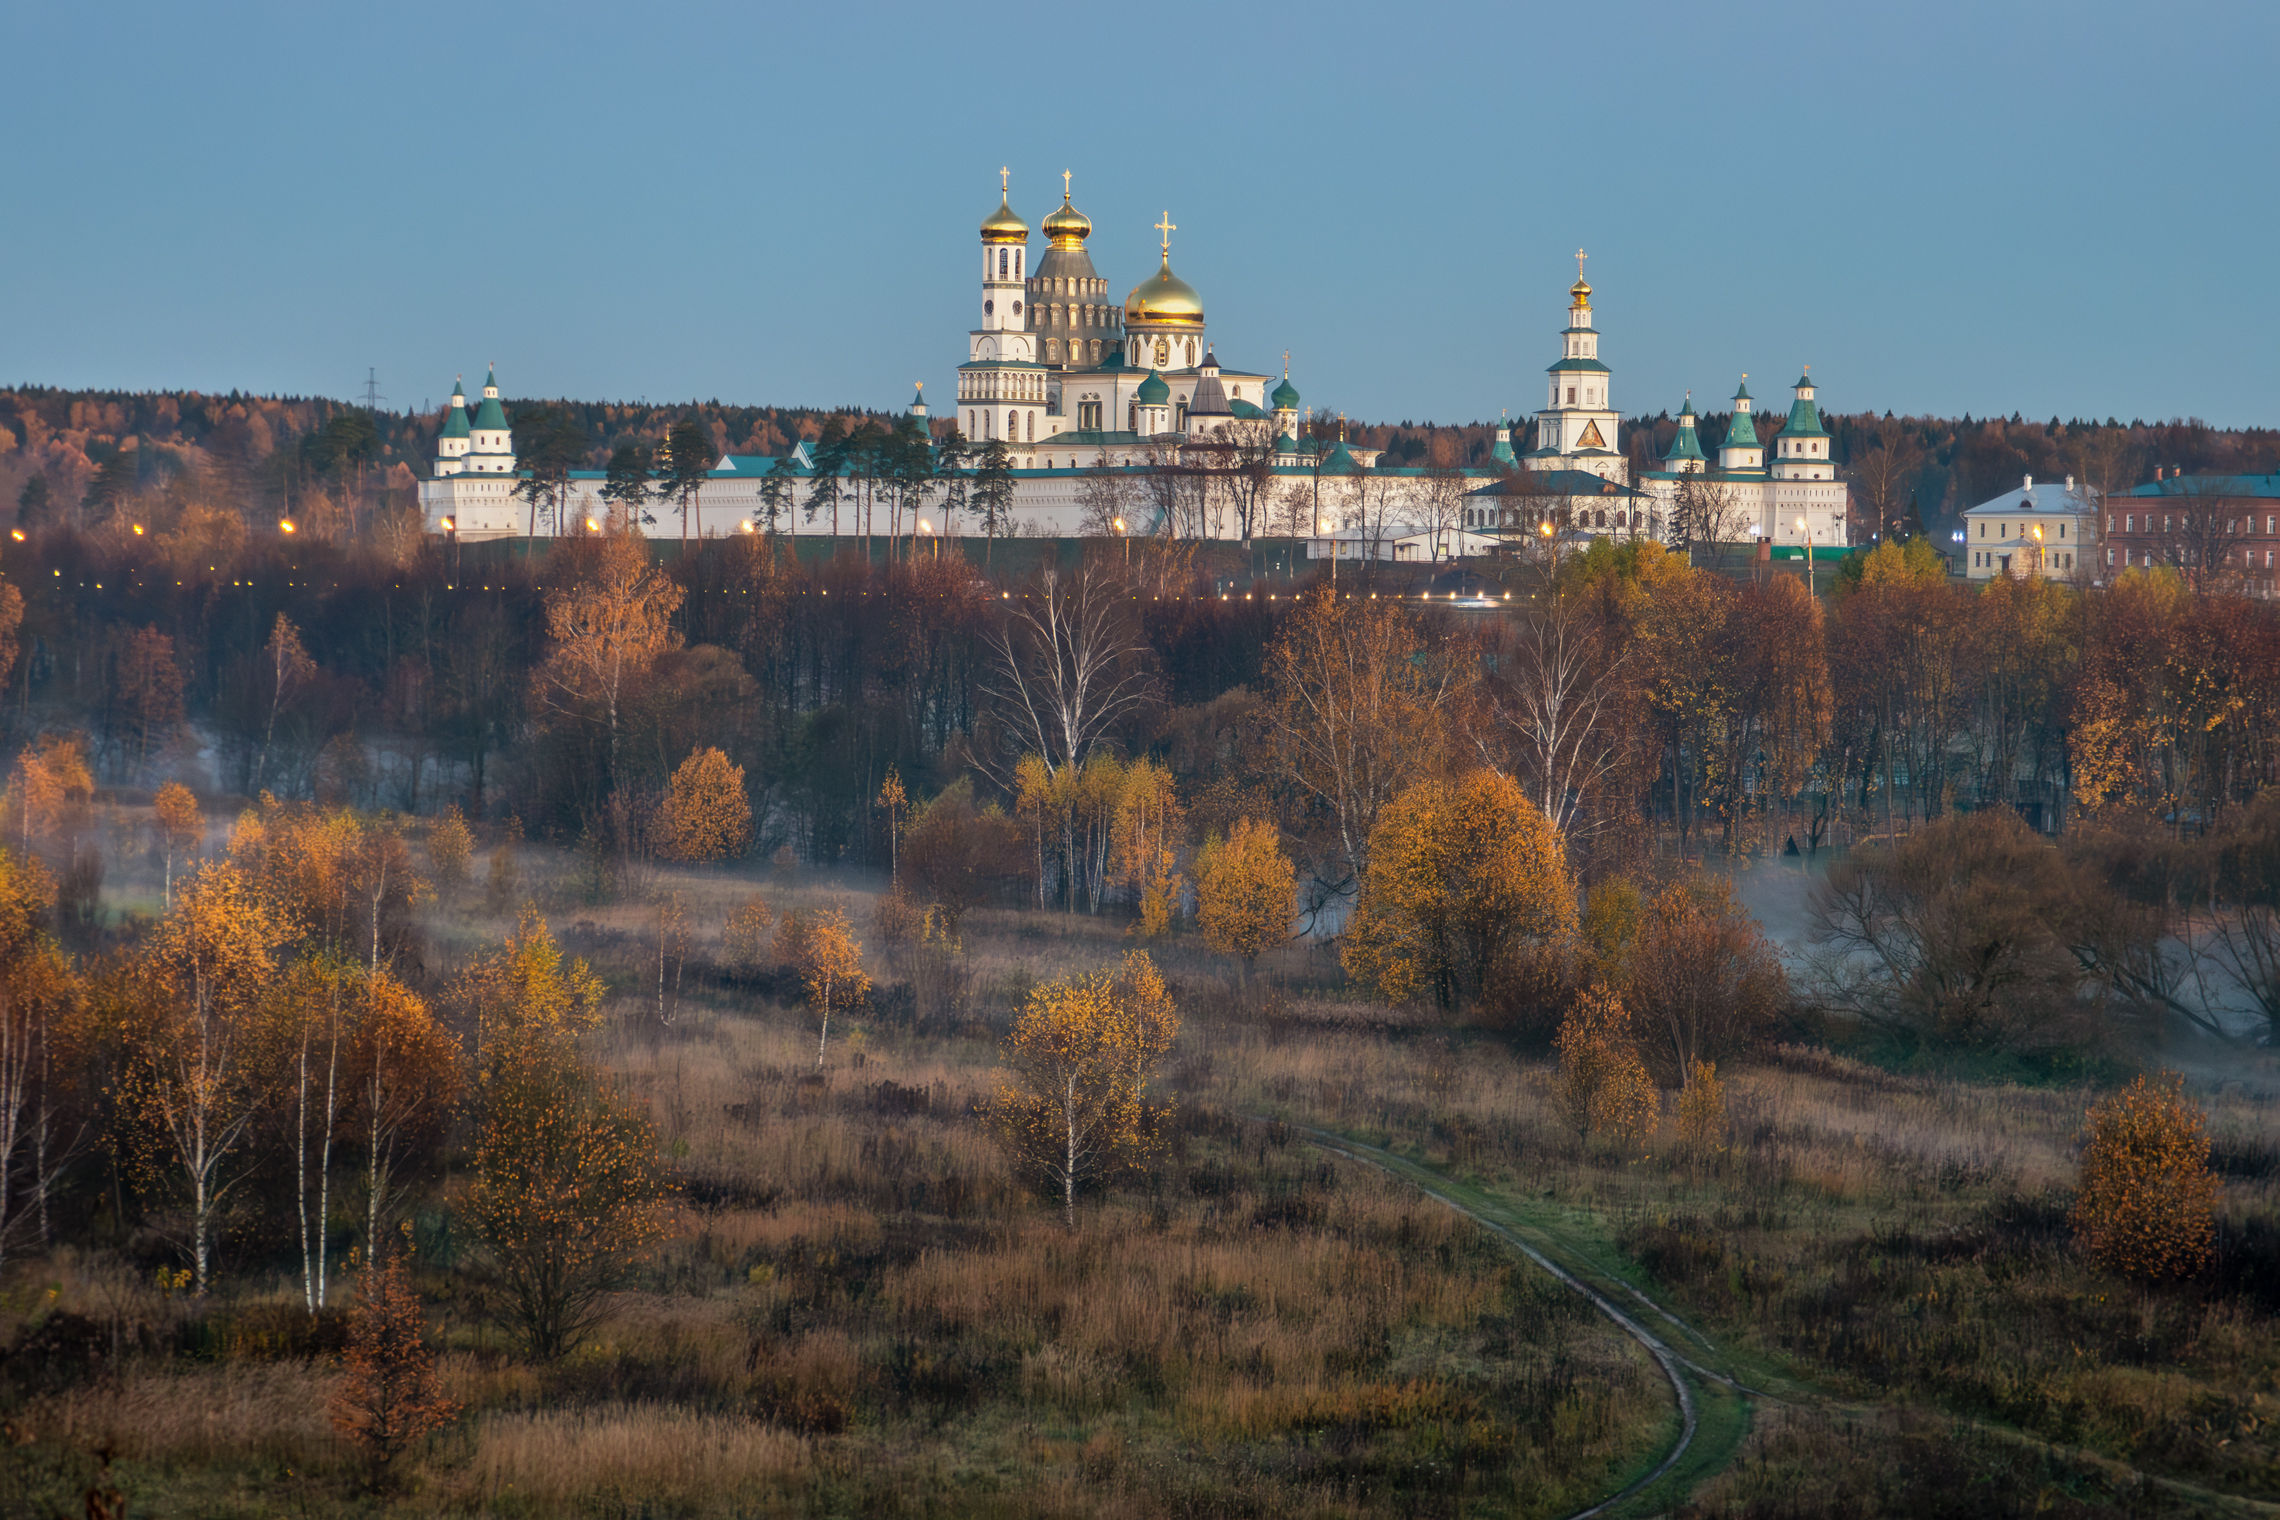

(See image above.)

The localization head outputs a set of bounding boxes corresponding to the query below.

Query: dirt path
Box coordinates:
[1262,1118,2280,1520]
[1255,1119,1752,1519]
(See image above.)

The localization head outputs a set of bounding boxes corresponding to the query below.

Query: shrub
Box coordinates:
[2070,1071,2218,1281]
[1553,986,1656,1144]
[330,1255,456,1480]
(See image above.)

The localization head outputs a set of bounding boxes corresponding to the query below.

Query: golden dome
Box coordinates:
[1124,256,1204,327]
[1569,276,1592,310]
[1043,192,1092,249]
[980,192,1029,244]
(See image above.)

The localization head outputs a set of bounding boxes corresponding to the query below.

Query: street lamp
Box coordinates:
[920,518,937,563]
[279,519,296,535]
[2031,522,2044,578]
[441,516,459,579]
[1318,517,1336,583]
[1112,515,1128,566]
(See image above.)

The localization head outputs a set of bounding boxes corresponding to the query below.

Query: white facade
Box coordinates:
[1961,475,2098,581]
[1525,260,1626,484]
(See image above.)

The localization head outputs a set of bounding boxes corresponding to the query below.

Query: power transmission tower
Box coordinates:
[361,368,387,413]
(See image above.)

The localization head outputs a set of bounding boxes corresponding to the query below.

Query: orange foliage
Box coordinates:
[2071,1071,2219,1281]
[659,747,751,863]
[1195,818,1293,974]
[330,1253,456,1478]
[1553,986,1656,1144]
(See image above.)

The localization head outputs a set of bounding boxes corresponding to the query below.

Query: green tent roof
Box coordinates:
[1664,401,1706,462]
[1722,408,1760,450]
[472,393,509,432]
[441,381,470,439]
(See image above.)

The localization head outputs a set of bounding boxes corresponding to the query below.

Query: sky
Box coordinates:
[2,1,2274,429]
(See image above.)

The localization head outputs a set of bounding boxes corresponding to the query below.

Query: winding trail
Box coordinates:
[1251,1119,1749,1518]
[1260,1116,2280,1520]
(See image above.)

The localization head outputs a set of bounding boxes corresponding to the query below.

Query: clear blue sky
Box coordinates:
[3,1,2273,429]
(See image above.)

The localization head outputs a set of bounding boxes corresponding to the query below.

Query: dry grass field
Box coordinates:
[3,851,2277,1518]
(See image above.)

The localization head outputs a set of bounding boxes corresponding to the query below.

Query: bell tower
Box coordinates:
[962,170,1042,454]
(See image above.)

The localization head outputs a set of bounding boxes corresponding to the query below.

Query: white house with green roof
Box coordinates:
[418,368,523,538]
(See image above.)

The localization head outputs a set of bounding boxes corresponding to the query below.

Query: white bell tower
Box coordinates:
[961,169,1043,453]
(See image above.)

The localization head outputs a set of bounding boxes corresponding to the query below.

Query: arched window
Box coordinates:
[998,249,1007,277]
[1047,339,1060,362]
[1026,411,1035,442]
[1090,341,1100,362]
[1186,339,1198,366]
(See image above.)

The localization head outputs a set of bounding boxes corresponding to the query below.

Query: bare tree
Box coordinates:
[1075,455,1141,538]
[1670,473,1749,564]
[1847,421,1926,545]
[982,561,1155,778]
[1475,584,1630,843]
[1418,436,1473,562]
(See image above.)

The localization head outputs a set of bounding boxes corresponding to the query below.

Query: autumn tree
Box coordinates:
[275,956,353,1311]
[254,615,317,795]
[900,780,1026,936]
[1675,1060,1726,1147]
[1110,758,1184,937]
[989,950,1180,1230]
[0,849,75,1266]
[1343,770,1577,1011]
[2070,1071,2218,1281]
[330,1253,457,1484]
[450,905,605,1070]
[982,561,1153,781]
[1624,876,1787,1086]
[121,861,295,1292]
[345,969,460,1253]
[1194,817,1293,980]
[1554,986,1656,1144]
[788,905,868,1069]
[152,781,203,914]
[424,805,472,904]
[659,747,751,862]
[111,626,185,779]
[650,890,690,1025]
[533,529,685,802]
[1267,585,1459,895]
[720,894,776,978]
[877,766,906,882]
[471,1029,668,1360]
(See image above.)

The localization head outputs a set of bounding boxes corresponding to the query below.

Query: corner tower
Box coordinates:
[1718,378,1765,474]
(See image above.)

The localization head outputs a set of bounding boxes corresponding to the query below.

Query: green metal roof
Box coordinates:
[1732,379,1751,401]
[472,394,509,432]
[1663,407,1705,462]
[1136,369,1170,403]
[1228,398,1264,419]
[1274,432,1299,453]
[1546,357,1611,374]
[1721,409,1760,450]
[1270,375,1300,409]
[1776,392,1827,440]
[441,393,470,439]
[1490,427,1516,465]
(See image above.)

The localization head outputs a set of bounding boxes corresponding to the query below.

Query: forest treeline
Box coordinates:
[7,382,2278,548]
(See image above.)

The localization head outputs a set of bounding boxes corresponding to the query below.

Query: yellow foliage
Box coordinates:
[989,950,1180,1228]
[2071,1071,2219,1281]
[452,906,606,1066]
[1554,986,1657,1144]
[782,904,867,1068]
[424,806,473,900]
[660,747,751,863]
[1676,1060,1726,1148]
[721,894,776,976]
[1343,770,1576,1010]
[1195,818,1293,971]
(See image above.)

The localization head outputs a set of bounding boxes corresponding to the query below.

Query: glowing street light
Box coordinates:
[1113,516,1128,566]
[919,518,937,562]
[279,519,296,534]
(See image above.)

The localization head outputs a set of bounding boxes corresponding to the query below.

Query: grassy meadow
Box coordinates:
[2,844,2277,1518]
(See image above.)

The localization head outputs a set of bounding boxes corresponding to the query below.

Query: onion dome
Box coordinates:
[980,189,1029,245]
[1136,369,1171,405]
[1569,275,1592,310]
[1270,374,1300,410]
[1125,256,1204,327]
[1042,190,1092,249]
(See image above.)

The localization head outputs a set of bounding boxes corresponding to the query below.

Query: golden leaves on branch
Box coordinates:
[423,805,472,903]
[1195,817,1293,974]
[1554,986,1656,1145]
[2071,1071,2218,1281]
[776,905,867,1069]
[659,747,751,863]
[988,950,1180,1230]
[330,1252,456,1479]
[1343,770,1575,1011]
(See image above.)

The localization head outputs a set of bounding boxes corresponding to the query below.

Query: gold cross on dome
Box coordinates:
[1156,212,1176,253]
[1575,248,1587,279]
[1282,349,1290,378]
[999,166,1009,193]
[1062,169,1072,199]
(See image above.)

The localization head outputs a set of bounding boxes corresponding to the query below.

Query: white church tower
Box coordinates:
[959,170,1045,458]
[1525,251,1626,484]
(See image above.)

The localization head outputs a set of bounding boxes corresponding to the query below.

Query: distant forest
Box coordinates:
[2,383,2276,545]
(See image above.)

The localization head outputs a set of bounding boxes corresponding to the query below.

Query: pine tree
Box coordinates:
[330,1252,456,1481]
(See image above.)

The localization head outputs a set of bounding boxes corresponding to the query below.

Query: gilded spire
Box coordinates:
[1568,247,1592,309]
[1156,211,1176,256]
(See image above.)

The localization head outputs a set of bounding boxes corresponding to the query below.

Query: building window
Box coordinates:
[1566,387,1576,404]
